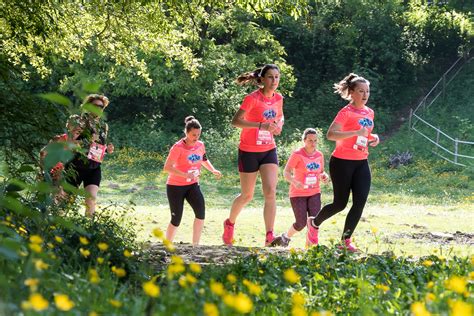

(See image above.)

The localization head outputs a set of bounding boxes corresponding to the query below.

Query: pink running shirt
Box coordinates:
[332,104,375,160]
[238,89,284,153]
[166,139,206,186]
[286,147,325,197]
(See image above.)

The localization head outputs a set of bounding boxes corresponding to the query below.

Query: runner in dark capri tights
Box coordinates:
[307,73,380,252]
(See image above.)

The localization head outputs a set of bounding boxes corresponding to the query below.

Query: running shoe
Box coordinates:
[222,219,234,246]
[338,238,358,252]
[270,233,291,247]
[306,217,319,246]
[265,231,275,247]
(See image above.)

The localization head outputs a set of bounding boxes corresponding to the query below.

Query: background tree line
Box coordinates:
[1,0,472,169]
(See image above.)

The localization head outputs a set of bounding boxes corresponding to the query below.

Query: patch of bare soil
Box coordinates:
[144,242,294,268]
[388,231,474,245]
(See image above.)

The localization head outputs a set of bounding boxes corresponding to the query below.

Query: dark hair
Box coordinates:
[302,128,318,141]
[184,116,201,133]
[236,64,280,86]
[333,73,370,101]
[82,94,110,108]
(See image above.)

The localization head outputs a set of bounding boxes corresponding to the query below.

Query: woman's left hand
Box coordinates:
[107,143,115,154]
[213,170,222,180]
[369,134,380,147]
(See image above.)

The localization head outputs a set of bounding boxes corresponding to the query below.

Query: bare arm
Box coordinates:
[283,163,303,189]
[163,157,190,179]
[326,122,369,141]
[231,109,278,132]
[202,160,222,179]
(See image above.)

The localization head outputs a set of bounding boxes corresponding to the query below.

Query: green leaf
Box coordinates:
[5,179,27,192]
[38,93,72,107]
[43,143,74,171]
[52,217,87,235]
[81,103,104,118]
[82,81,103,93]
[0,241,21,261]
[18,165,35,173]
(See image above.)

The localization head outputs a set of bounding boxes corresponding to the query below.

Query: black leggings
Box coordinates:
[167,183,205,227]
[314,156,371,239]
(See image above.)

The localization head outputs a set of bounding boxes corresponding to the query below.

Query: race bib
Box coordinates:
[186,168,200,182]
[256,129,273,145]
[87,142,106,163]
[304,173,318,189]
[353,136,368,151]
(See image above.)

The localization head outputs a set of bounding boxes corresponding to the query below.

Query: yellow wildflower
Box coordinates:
[29,243,42,253]
[292,292,306,306]
[445,276,467,294]
[29,235,43,244]
[24,293,49,311]
[47,243,54,249]
[79,248,90,258]
[203,302,219,316]
[111,266,126,278]
[123,249,132,257]
[79,236,89,245]
[243,279,262,296]
[54,294,75,311]
[178,276,188,288]
[97,242,109,251]
[284,268,301,284]
[54,236,63,243]
[167,263,185,278]
[311,311,334,316]
[89,312,99,316]
[410,302,431,316]
[210,280,225,296]
[425,293,435,302]
[109,299,122,308]
[171,255,184,264]
[233,293,253,314]
[97,257,104,264]
[153,228,164,239]
[422,260,434,267]
[142,281,160,298]
[163,239,175,251]
[186,273,197,285]
[427,281,434,289]
[24,278,39,292]
[292,305,307,316]
[371,227,378,234]
[227,274,237,283]
[89,269,100,284]
[189,262,202,274]
[375,284,390,293]
[34,259,49,271]
[449,300,473,316]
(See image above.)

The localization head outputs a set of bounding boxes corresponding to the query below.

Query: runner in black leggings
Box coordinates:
[307,73,380,252]
[163,116,222,246]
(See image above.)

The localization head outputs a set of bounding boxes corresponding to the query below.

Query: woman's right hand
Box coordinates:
[355,127,369,137]
[292,179,304,189]
[262,122,278,133]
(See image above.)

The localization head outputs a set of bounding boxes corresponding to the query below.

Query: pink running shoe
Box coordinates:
[338,238,358,253]
[265,231,275,247]
[306,217,319,246]
[222,219,235,246]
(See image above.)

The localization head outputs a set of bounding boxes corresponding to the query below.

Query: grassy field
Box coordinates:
[99,163,473,258]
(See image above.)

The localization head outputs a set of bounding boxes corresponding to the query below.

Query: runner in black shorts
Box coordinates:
[222,64,284,247]
[238,148,278,173]
[66,94,114,217]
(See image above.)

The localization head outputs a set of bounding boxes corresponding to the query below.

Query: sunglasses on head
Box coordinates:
[92,102,105,109]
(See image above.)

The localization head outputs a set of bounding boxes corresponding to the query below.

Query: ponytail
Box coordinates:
[184,116,201,133]
[236,64,280,86]
[333,73,370,101]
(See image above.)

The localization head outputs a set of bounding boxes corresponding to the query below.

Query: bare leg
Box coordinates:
[259,164,279,232]
[166,223,178,242]
[228,172,258,223]
[192,218,205,245]
[84,184,99,217]
[286,225,299,238]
